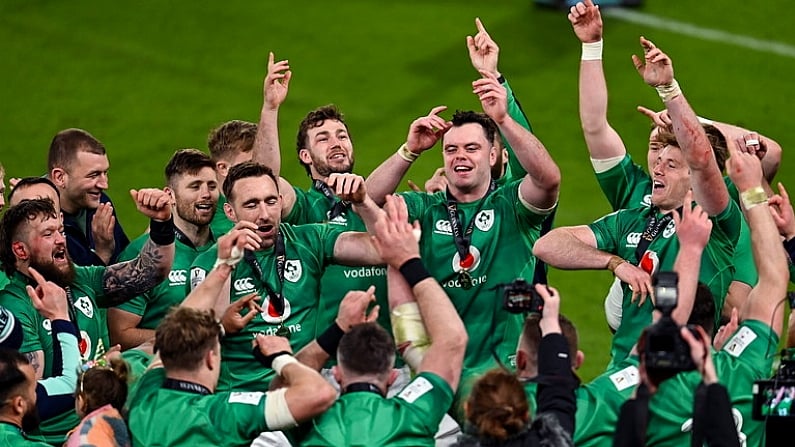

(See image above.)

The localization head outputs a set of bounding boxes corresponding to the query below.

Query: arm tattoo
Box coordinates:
[25,351,41,375]
[102,239,167,305]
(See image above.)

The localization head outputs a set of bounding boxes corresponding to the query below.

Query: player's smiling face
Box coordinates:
[442,123,496,196]
[300,119,354,179]
[60,150,110,212]
[227,174,282,250]
[170,167,219,227]
[651,145,691,212]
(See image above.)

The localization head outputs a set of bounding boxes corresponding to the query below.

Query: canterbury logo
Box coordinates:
[626,232,642,246]
[168,270,187,284]
[234,278,256,292]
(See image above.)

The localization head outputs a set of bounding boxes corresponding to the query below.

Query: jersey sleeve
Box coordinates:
[283,186,311,225]
[719,320,778,374]
[588,210,623,255]
[4,298,44,354]
[211,391,270,442]
[503,178,555,227]
[501,78,532,183]
[398,191,435,223]
[395,372,455,433]
[595,155,651,211]
[712,198,743,246]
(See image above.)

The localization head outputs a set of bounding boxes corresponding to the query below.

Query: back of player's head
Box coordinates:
[47,128,106,171]
[207,120,256,163]
[0,348,30,404]
[295,105,350,176]
[76,357,129,415]
[165,149,215,188]
[0,199,59,275]
[222,161,279,201]
[688,283,716,338]
[8,177,60,206]
[465,368,529,442]
[155,307,221,371]
[702,124,728,173]
[656,128,679,149]
[520,313,578,368]
[337,323,395,378]
[450,110,498,146]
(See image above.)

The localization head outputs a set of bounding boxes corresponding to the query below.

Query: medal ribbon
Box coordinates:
[243,232,287,316]
[162,378,211,395]
[444,180,497,271]
[634,206,681,264]
[313,179,350,220]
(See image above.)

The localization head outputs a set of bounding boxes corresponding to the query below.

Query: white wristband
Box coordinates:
[696,116,714,126]
[656,79,682,103]
[581,40,603,61]
[213,246,243,270]
[272,354,299,376]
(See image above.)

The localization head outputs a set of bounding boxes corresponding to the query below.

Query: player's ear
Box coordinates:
[298,149,312,166]
[215,161,229,179]
[575,350,585,370]
[12,242,28,261]
[224,202,236,221]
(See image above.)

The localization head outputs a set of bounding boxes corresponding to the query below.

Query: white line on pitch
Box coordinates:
[602,8,795,59]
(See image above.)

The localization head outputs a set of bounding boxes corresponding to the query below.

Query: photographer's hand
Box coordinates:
[681,325,717,384]
[536,284,562,336]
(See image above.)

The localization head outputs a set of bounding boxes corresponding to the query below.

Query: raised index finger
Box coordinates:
[475,17,487,35]
[27,267,47,286]
[428,105,447,117]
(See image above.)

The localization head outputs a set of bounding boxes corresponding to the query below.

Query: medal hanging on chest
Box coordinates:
[445,182,495,290]
[243,233,291,339]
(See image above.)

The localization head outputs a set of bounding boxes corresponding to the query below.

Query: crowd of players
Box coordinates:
[1,1,794,446]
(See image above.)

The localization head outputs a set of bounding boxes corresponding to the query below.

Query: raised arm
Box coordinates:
[726,145,788,337]
[365,107,451,205]
[473,72,560,209]
[102,189,175,302]
[669,191,713,326]
[372,195,467,389]
[569,0,628,160]
[533,225,653,303]
[253,335,336,427]
[633,38,728,216]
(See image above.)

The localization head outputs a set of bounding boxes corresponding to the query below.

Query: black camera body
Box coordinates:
[502,278,544,314]
[643,271,697,373]
[752,351,795,420]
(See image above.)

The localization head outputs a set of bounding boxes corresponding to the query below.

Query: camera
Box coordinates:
[501,279,544,314]
[643,271,698,372]
[752,350,795,420]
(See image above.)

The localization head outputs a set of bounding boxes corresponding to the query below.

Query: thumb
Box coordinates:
[466,35,476,53]
[129,189,138,201]
[631,54,644,73]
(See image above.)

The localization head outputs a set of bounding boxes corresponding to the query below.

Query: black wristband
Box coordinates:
[398,257,431,288]
[252,348,292,369]
[784,237,795,264]
[317,322,345,356]
[149,217,175,245]
[497,74,507,84]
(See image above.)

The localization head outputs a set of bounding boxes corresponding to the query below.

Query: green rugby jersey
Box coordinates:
[209,194,234,236]
[283,185,389,365]
[0,267,111,445]
[595,154,757,288]
[524,358,639,447]
[589,200,742,367]
[189,222,340,391]
[114,231,215,329]
[0,423,51,447]
[644,320,777,446]
[127,368,270,447]
[295,372,453,446]
[401,179,552,374]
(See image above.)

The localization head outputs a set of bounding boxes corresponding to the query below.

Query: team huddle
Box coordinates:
[0,2,793,446]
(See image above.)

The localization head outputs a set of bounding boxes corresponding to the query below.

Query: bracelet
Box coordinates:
[696,115,714,126]
[656,79,682,103]
[213,246,244,269]
[398,257,431,288]
[581,40,603,61]
[606,255,627,272]
[397,143,420,163]
[272,354,299,376]
[316,322,345,355]
[740,186,768,210]
[149,217,175,245]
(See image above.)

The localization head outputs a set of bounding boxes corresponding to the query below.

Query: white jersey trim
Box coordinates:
[591,155,625,174]
[264,387,297,430]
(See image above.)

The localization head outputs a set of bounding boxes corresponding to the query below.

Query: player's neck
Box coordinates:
[449,181,491,204]
[59,197,80,215]
[174,216,211,247]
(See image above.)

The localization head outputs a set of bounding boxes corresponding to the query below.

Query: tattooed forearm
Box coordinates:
[25,351,43,379]
[102,238,174,305]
